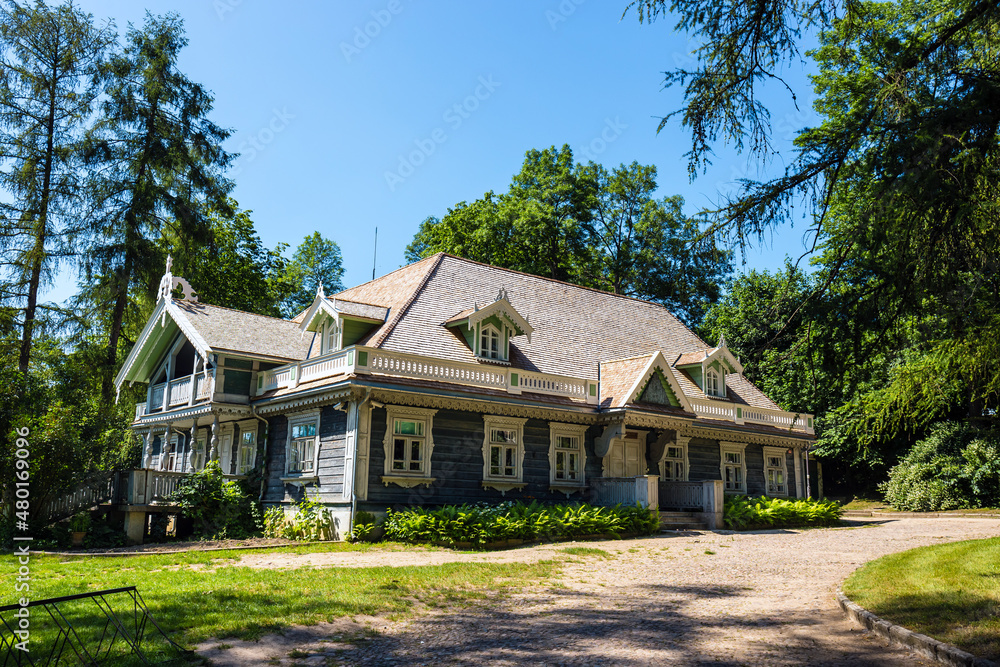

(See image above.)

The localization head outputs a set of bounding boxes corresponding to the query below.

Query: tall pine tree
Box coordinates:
[81,12,233,403]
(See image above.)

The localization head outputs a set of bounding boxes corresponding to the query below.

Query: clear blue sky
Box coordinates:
[50,0,821,302]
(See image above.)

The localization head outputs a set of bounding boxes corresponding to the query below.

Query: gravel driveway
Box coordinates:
[199,517,1000,666]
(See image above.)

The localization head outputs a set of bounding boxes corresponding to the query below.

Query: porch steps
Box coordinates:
[659,511,706,531]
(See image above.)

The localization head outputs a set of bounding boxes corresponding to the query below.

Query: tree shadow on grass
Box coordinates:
[856,591,1000,661]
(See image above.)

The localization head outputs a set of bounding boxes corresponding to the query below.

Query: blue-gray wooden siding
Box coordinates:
[359,408,604,512]
[263,406,348,504]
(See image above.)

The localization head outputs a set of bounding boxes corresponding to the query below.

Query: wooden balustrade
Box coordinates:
[658,481,704,509]
[590,475,659,509]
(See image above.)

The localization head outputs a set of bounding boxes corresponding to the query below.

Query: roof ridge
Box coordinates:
[335,253,440,297]
[371,253,445,348]
[176,300,295,324]
[433,253,711,348]
[600,352,659,365]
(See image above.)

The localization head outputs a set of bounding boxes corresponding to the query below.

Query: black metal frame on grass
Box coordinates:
[0,586,191,666]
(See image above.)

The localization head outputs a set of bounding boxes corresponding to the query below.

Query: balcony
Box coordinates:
[256,346,814,434]
[257,346,599,405]
[142,371,214,416]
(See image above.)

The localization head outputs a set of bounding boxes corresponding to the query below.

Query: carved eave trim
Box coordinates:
[620,410,812,448]
[382,475,436,489]
[469,297,534,342]
[481,481,527,495]
[365,387,598,425]
[253,386,360,415]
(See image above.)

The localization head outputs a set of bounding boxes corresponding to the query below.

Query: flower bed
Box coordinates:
[380,501,659,549]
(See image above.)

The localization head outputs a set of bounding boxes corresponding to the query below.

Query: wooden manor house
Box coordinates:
[105,253,815,542]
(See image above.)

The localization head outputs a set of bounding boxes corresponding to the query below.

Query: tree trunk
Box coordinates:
[17,61,59,380]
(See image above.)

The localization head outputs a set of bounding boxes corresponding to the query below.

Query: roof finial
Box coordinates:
[317,281,325,299]
[717,332,727,349]
[496,286,509,302]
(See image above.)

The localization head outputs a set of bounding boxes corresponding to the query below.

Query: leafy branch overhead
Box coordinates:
[407,145,732,326]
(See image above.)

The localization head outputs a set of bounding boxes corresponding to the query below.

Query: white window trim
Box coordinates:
[482,415,528,494]
[720,441,748,494]
[659,435,690,482]
[381,406,438,488]
[706,368,724,397]
[478,322,505,361]
[321,317,341,355]
[283,409,320,480]
[763,446,789,497]
[235,419,259,475]
[548,422,588,495]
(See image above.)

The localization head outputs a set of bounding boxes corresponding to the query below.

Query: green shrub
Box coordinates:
[170,461,262,539]
[723,495,843,530]
[349,510,378,543]
[68,512,91,532]
[262,496,334,541]
[382,501,659,548]
[880,422,1000,511]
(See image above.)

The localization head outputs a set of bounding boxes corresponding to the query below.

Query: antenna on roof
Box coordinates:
[372,226,378,281]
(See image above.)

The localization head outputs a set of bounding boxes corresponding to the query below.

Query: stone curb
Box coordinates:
[836,590,998,667]
[842,510,1000,518]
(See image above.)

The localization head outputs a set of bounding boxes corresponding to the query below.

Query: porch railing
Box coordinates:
[590,475,659,509]
[254,346,814,432]
[39,471,128,524]
[145,371,214,415]
[658,481,704,509]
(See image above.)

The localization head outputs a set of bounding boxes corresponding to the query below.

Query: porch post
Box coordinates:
[162,423,173,470]
[793,447,804,498]
[210,413,219,460]
[187,419,198,471]
[187,355,198,407]
[142,429,153,469]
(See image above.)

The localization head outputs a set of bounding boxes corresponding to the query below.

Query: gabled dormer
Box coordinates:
[443,287,533,364]
[673,335,744,399]
[299,285,389,356]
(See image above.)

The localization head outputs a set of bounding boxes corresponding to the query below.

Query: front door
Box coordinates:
[605,431,647,477]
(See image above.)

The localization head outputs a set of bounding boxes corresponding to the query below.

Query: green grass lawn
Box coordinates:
[4,545,560,655]
[843,537,1000,659]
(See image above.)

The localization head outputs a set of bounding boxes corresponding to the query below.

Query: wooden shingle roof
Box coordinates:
[173,301,310,361]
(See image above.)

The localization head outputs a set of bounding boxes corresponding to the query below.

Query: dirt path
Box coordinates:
[199,517,1000,666]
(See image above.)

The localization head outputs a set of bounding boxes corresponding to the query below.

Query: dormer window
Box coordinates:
[322,319,340,354]
[480,324,502,360]
[444,288,534,365]
[706,369,722,397]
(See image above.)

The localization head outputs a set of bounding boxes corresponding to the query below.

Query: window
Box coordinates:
[480,324,502,360]
[706,369,723,397]
[763,446,788,496]
[482,416,528,493]
[381,406,437,487]
[548,423,588,492]
[322,319,340,354]
[391,418,426,473]
[720,442,747,493]
[237,424,258,474]
[659,435,690,482]
[286,412,319,475]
